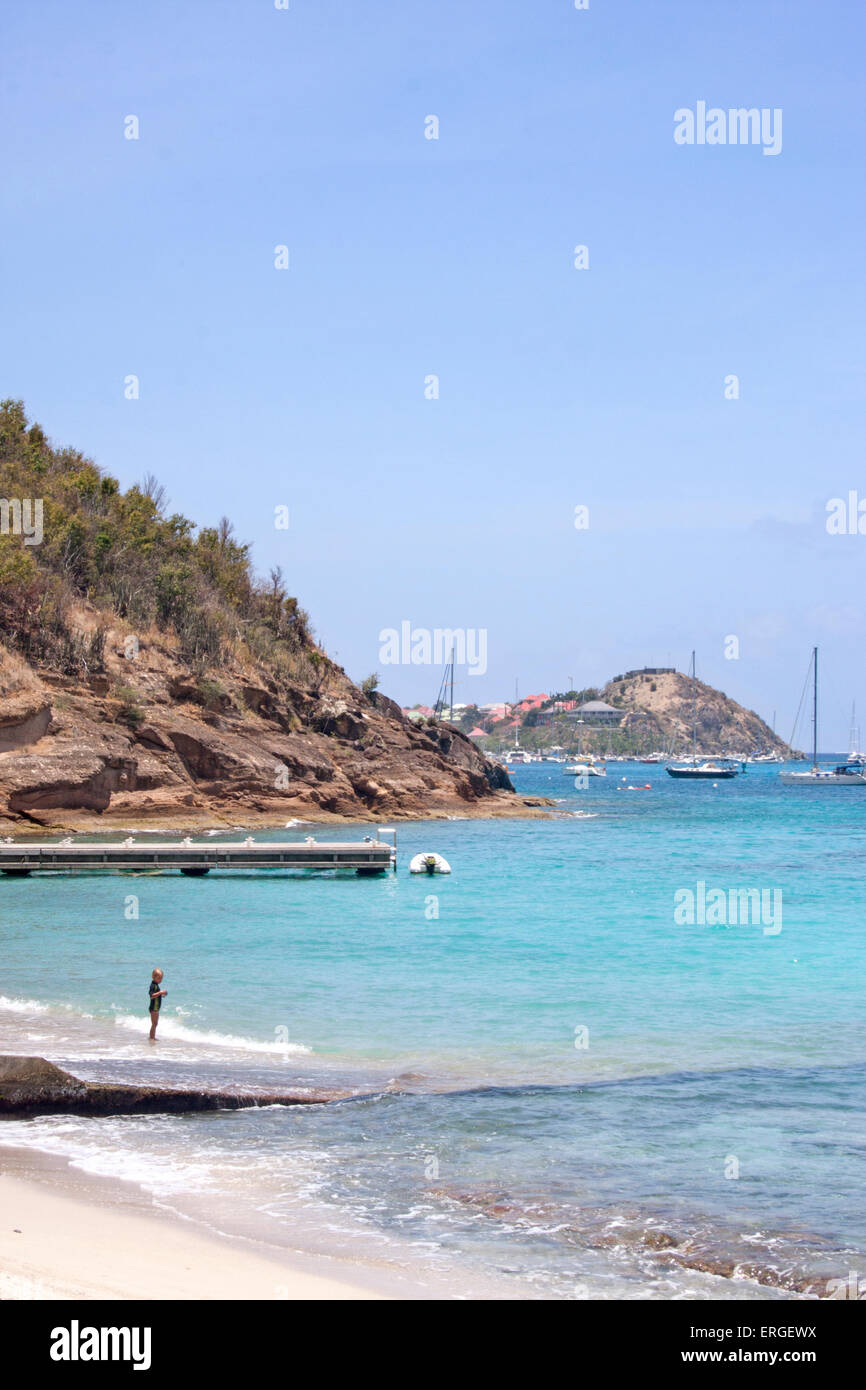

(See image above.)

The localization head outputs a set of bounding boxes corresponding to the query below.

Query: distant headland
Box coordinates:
[405,667,792,761]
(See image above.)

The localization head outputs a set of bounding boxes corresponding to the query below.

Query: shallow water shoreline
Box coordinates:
[0,1142,421,1301]
[2,765,863,1302]
[0,1016,855,1303]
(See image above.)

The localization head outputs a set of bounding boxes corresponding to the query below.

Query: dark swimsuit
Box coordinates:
[149,981,162,1014]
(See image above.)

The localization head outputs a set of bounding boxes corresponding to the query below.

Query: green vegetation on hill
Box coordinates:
[0,400,317,681]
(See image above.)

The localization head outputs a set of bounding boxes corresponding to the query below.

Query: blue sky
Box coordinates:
[2,0,864,745]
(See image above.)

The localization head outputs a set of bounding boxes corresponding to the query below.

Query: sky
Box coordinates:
[2,0,864,747]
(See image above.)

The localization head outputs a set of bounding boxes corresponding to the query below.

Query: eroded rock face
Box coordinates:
[2,749,138,813]
[0,1055,348,1115]
[367,690,405,723]
[0,700,52,753]
[0,621,517,828]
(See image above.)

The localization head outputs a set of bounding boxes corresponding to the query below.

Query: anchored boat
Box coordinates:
[666,761,739,780]
[408,852,452,874]
[666,651,740,781]
[564,717,606,776]
[780,649,866,787]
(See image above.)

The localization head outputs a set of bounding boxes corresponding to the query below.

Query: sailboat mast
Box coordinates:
[692,650,697,761]
[514,678,519,749]
[449,646,454,722]
[812,646,818,770]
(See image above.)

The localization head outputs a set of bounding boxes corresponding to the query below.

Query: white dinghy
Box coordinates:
[409,852,452,875]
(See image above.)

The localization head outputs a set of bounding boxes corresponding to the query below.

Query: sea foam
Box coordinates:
[111,1011,312,1055]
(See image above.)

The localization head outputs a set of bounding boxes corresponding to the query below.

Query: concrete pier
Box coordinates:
[0,835,395,877]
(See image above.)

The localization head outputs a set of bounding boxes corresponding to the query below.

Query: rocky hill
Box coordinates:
[0,624,521,830]
[0,401,517,829]
[482,669,791,758]
[598,669,790,757]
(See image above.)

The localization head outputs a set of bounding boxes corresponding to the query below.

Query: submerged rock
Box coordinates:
[0,1055,349,1116]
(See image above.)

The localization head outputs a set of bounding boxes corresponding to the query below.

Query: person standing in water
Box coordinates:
[148,968,167,1041]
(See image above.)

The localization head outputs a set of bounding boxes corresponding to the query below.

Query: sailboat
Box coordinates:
[666,652,740,780]
[564,716,606,777]
[433,646,456,723]
[779,649,866,786]
[564,759,606,777]
[503,678,534,765]
[847,702,863,763]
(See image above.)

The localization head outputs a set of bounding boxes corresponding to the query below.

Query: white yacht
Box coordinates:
[545,745,568,763]
[781,759,866,786]
[504,748,534,765]
[780,649,866,786]
[564,723,605,776]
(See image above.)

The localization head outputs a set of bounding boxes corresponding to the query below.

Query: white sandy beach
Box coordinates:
[0,1169,383,1301]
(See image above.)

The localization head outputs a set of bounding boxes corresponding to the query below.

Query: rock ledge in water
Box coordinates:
[0,1055,348,1116]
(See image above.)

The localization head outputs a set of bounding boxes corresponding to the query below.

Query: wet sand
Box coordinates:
[0,1148,386,1301]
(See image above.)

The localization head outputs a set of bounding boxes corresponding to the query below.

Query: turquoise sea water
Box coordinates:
[1,762,864,1298]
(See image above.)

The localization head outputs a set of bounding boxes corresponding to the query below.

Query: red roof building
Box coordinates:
[517,693,547,711]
